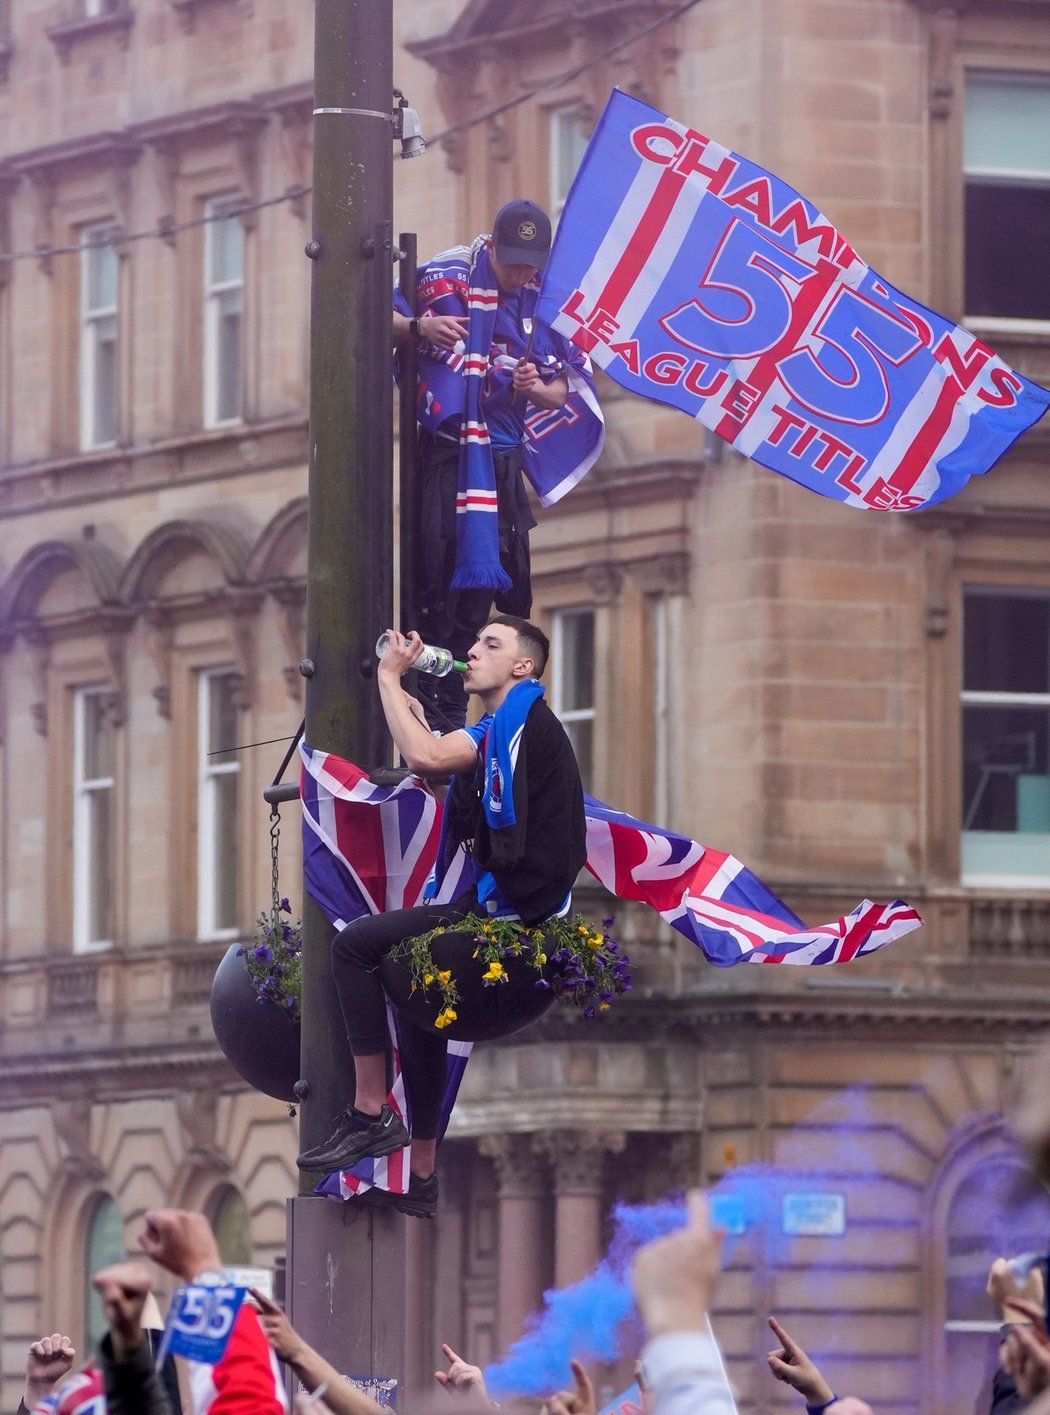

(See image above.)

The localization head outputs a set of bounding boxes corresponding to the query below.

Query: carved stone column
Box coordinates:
[539,1131,624,1289]
[479,1134,549,1349]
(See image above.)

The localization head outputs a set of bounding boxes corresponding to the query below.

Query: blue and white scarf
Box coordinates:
[480,677,545,831]
[453,241,513,592]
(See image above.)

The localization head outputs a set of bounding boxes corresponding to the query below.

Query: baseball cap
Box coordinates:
[491,199,552,269]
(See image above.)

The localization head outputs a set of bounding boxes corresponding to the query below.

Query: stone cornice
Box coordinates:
[129,100,269,149]
[541,989,1050,1042]
[46,7,134,63]
[0,1041,238,1106]
[407,0,677,62]
[907,501,1050,538]
[906,0,1050,11]
[0,414,307,520]
[6,131,142,179]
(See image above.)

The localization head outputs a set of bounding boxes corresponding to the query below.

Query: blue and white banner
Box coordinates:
[157,1283,247,1365]
[535,89,1050,510]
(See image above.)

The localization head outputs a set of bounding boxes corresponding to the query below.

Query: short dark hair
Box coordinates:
[484,614,550,678]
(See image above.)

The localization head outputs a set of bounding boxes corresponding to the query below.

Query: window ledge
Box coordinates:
[47,9,134,63]
[170,0,252,33]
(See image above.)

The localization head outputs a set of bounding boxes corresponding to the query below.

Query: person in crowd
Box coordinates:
[986,1255,1044,1415]
[138,1208,283,1415]
[391,199,603,731]
[630,1189,736,1415]
[91,1262,173,1415]
[297,618,586,1219]
[18,1335,76,1415]
[433,1344,491,1408]
[249,1287,393,1415]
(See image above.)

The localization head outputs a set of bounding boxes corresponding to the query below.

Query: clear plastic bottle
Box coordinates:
[375,633,467,677]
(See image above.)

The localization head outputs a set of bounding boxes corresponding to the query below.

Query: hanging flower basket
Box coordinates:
[209,903,302,1102]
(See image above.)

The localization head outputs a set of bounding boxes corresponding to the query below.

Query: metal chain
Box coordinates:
[269,804,282,931]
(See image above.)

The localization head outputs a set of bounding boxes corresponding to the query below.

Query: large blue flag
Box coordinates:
[534,89,1050,511]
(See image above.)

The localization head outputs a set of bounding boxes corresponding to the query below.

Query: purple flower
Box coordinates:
[280,897,292,913]
[252,943,273,964]
[583,1005,596,1020]
[534,978,552,991]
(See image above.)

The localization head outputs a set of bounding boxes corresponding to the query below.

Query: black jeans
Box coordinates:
[331,902,556,1139]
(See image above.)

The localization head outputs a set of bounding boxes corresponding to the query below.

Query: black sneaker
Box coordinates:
[354,1171,439,1219]
[296,1104,409,1172]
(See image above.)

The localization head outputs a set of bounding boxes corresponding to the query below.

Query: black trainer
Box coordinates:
[354,1171,439,1220]
[296,1104,409,1172]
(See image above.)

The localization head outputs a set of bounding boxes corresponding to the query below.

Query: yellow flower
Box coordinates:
[599,1001,610,1011]
[587,934,602,950]
[537,952,547,965]
[434,1006,458,1029]
[577,925,589,936]
[434,927,446,935]
[423,972,435,986]
[434,1013,450,1029]
[438,969,452,984]
[482,960,504,982]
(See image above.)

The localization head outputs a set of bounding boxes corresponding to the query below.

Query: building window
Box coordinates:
[551,607,596,790]
[961,588,1050,886]
[79,225,119,450]
[74,687,115,951]
[84,1196,124,1348]
[203,197,245,427]
[942,1159,1050,1411]
[964,74,1050,324]
[198,669,240,938]
[84,0,120,15]
[549,105,589,217]
[210,1186,252,1266]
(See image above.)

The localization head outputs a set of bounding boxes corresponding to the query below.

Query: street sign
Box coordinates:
[782,1193,846,1236]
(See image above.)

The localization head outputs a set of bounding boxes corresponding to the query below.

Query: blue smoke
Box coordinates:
[483,1081,888,1392]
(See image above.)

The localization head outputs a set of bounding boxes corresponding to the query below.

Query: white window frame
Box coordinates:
[73,686,115,954]
[961,588,1050,889]
[84,0,119,16]
[550,606,597,783]
[79,223,119,451]
[202,196,245,429]
[197,668,240,941]
[548,104,589,218]
[963,72,1050,333]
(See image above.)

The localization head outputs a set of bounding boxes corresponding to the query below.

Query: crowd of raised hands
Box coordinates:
[19,1192,1050,1415]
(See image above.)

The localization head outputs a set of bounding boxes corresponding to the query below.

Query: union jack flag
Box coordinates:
[301,748,922,1196]
[300,745,474,1198]
[584,798,922,965]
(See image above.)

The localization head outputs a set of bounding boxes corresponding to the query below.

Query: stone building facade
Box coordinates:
[1,2,1049,1414]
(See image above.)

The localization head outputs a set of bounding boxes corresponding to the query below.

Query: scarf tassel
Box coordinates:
[450,562,513,593]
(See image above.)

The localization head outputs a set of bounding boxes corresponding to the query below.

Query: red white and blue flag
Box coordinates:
[301,747,922,1198]
[583,798,921,966]
[301,746,474,1200]
[534,89,1050,511]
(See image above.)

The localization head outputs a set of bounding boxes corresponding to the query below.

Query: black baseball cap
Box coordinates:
[491,198,552,269]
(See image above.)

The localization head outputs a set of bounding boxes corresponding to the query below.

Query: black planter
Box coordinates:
[210,944,302,1101]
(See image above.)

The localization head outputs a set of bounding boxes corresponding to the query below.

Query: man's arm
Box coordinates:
[377,631,478,775]
[512,363,568,410]
[393,309,469,350]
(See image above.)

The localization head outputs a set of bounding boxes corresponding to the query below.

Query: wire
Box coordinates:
[0,186,310,266]
[208,731,301,757]
[0,0,698,267]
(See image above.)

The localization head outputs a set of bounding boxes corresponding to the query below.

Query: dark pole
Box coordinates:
[288,0,404,1389]
[397,232,418,630]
